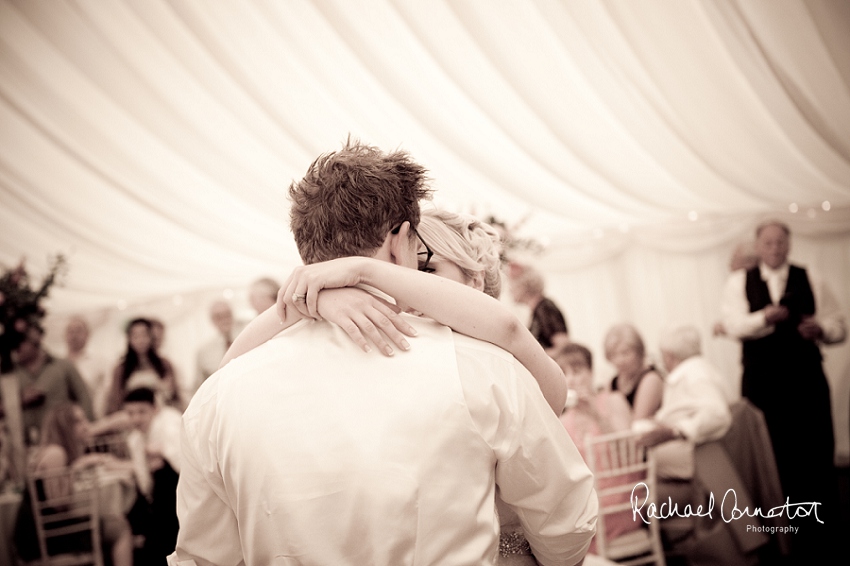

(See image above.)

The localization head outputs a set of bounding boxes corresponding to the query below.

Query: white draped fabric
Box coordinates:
[1,0,849,457]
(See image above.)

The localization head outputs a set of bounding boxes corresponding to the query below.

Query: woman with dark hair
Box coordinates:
[105,318,180,415]
[13,402,134,565]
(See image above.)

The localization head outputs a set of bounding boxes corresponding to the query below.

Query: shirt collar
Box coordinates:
[759,262,789,281]
[666,355,699,385]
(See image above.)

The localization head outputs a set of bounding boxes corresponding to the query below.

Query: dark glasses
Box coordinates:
[392,223,434,273]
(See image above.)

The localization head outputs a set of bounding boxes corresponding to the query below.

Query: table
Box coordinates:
[75,466,137,518]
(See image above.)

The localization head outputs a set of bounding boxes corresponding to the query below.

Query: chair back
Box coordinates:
[25,466,104,566]
[585,430,665,566]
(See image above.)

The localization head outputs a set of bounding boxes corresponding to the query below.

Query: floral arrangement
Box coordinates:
[0,255,67,373]
[484,215,546,264]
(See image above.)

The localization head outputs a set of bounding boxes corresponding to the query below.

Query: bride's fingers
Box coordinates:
[306,286,320,320]
[349,312,396,357]
[276,285,289,323]
[290,284,313,318]
[370,301,417,347]
[338,314,377,354]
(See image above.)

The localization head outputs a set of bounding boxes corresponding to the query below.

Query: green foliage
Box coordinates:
[0,255,67,372]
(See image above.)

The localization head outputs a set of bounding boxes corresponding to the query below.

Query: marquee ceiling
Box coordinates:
[2,0,849,311]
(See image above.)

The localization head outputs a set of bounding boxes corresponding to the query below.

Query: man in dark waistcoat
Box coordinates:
[721,220,846,563]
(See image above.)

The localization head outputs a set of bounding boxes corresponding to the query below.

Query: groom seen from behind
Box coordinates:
[169,140,597,566]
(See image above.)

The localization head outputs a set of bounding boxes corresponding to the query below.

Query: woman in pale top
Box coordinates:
[222,209,569,564]
[554,342,637,555]
[13,402,133,566]
[603,323,663,420]
[106,318,180,415]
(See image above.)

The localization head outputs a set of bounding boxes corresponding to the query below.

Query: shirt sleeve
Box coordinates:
[720,270,772,339]
[669,365,732,444]
[127,430,153,498]
[155,408,185,474]
[808,269,847,345]
[464,352,597,566]
[169,380,244,566]
[65,361,95,421]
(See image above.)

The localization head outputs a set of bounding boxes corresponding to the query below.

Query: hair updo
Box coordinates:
[416,209,503,299]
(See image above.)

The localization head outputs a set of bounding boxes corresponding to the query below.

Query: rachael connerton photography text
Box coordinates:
[629,482,822,527]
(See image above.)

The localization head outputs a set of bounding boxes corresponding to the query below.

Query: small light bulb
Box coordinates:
[789,203,799,213]
[822,201,831,211]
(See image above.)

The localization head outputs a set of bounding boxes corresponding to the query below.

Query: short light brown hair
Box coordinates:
[289,139,432,264]
[603,323,646,361]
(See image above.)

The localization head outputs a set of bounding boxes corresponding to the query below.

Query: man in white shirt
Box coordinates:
[195,300,241,389]
[248,277,280,316]
[720,220,845,562]
[124,387,182,564]
[635,325,732,480]
[64,315,111,419]
[169,140,597,566]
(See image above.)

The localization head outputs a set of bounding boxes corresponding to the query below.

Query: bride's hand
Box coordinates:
[315,288,417,356]
[279,257,368,320]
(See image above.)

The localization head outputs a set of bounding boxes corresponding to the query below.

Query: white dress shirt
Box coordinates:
[721,262,846,343]
[68,349,111,419]
[168,315,597,566]
[195,334,231,389]
[639,356,732,479]
[148,405,183,473]
[127,405,184,498]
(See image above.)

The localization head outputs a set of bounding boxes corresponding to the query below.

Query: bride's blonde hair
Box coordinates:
[416,209,503,299]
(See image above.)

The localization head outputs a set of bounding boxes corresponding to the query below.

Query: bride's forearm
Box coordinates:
[358,261,566,413]
[220,305,302,369]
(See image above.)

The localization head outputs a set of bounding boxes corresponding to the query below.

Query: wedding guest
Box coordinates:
[105,318,180,415]
[713,240,759,337]
[604,323,663,420]
[721,219,845,562]
[555,342,636,555]
[13,402,133,566]
[195,300,240,387]
[64,316,111,419]
[149,318,165,352]
[248,277,279,315]
[171,140,596,565]
[508,264,568,351]
[634,325,732,480]
[124,387,181,564]
[3,325,93,443]
[556,342,631,430]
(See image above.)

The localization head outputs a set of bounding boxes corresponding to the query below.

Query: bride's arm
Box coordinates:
[220,288,417,369]
[282,257,567,414]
